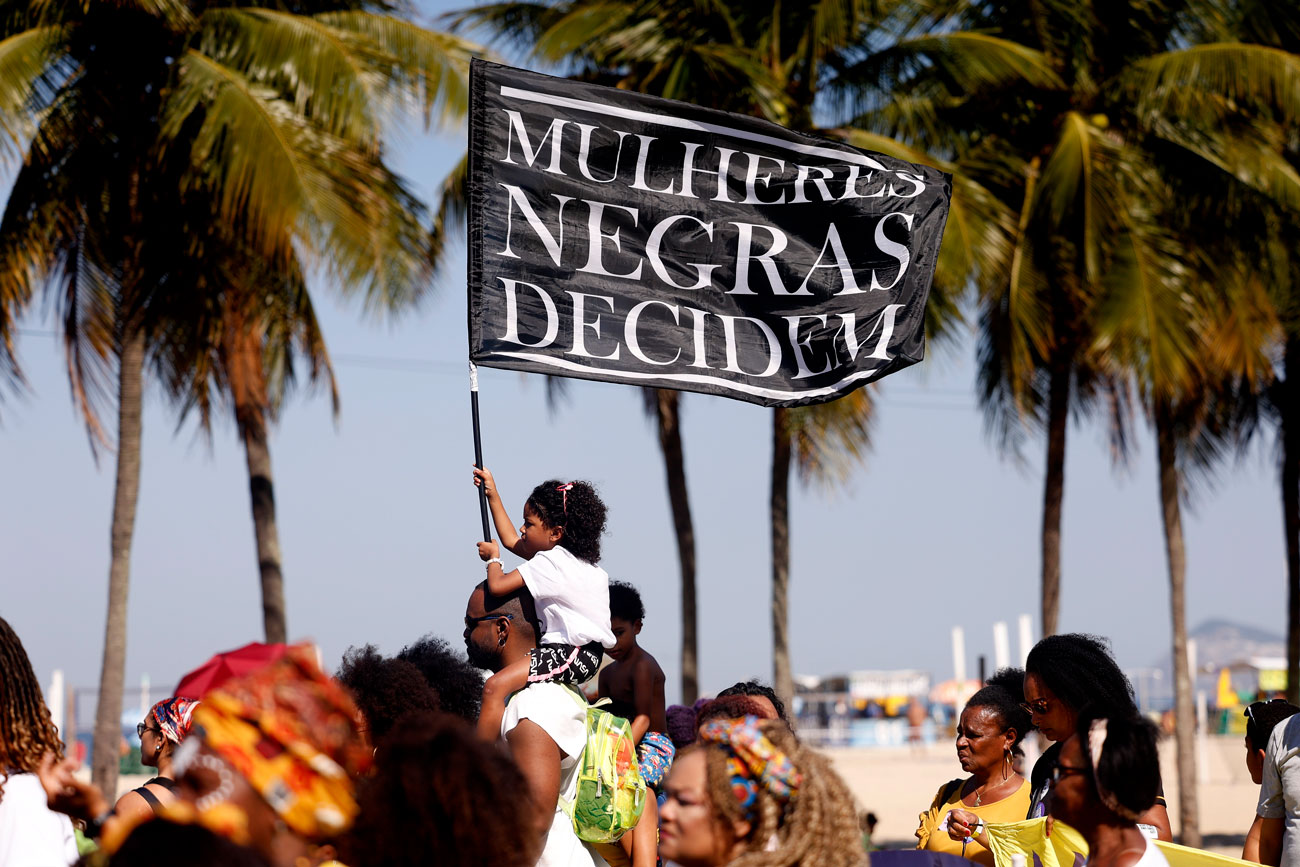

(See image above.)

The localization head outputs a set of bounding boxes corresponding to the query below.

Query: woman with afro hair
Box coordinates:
[1023,634,1171,841]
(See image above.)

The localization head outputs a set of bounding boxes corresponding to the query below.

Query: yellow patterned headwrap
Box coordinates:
[191,645,371,840]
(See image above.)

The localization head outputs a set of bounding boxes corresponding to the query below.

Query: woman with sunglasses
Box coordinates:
[916,669,1034,866]
[1023,634,1171,841]
[113,697,201,823]
[1048,709,1169,867]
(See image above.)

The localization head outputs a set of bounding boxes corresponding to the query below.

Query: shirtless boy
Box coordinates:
[599,581,667,742]
[598,582,670,867]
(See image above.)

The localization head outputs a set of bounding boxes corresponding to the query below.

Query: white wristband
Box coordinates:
[485,557,503,569]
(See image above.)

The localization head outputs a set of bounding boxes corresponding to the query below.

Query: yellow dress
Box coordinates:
[915,777,1031,867]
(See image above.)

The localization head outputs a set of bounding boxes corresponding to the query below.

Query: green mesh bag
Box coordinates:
[560,688,647,844]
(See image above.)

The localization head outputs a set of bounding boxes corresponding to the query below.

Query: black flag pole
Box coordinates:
[469,362,492,542]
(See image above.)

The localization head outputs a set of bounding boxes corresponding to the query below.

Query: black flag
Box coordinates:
[467,60,951,408]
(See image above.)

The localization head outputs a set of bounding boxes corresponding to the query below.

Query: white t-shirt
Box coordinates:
[1133,838,1171,867]
[516,547,615,649]
[502,682,608,867]
[1259,714,1300,867]
[0,773,78,867]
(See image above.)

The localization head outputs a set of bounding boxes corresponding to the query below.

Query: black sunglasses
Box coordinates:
[136,721,158,739]
[1052,763,1088,783]
[1019,699,1051,716]
[464,612,514,629]
[1245,698,1291,726]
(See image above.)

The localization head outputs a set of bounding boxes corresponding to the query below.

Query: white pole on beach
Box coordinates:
[48,670,64,740]
[1196,688,1209,782]
[1018,614,1034,666]
[993,622,1010,670]
[952,627,967,683]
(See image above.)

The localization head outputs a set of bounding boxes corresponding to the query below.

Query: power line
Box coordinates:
[14,327,977,408]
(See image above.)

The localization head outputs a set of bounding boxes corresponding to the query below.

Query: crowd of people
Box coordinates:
[0,469,1293,867]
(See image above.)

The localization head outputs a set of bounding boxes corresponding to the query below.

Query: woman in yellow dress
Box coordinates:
[916,669,1034,866]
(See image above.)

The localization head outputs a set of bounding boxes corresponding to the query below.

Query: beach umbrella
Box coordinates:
[175,642,287,698]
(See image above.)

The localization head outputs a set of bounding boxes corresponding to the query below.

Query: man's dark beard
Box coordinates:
[465,637,502,672]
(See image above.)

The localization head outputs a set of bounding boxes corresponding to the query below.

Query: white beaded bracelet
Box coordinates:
[485,557,504,569]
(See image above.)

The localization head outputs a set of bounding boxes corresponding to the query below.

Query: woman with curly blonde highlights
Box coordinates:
[0,615,77,865]
[658,715,865,867]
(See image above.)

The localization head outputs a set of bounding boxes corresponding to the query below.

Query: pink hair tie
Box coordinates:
[556,482,574,513]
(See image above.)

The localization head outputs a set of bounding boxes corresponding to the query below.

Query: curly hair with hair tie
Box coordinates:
[696,720,864,867]
[526,479,607,564]
[0,616,64,802]
[1075,708,1162,821]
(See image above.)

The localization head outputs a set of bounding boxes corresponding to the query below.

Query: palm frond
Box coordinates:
[1128,42,1300,124]
[194,8,383,146]
[1145,109,1300,214]
[531,1,638,63]
[1089,182,1199,406]
[317,11,480,129]
[1035,112,1133,286]
[830,30,1063,117]
[429,151,468,275]
[0,25,69,164]
[788,386,874,489]
[442,1,561,55]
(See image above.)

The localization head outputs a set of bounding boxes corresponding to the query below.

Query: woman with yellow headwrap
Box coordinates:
[157,646,371,867]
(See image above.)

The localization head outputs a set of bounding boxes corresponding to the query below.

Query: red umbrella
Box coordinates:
[175,642,288,698]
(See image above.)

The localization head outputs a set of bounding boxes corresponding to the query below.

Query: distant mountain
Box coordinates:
[1134,619,1285,708]
[1184,619,1284,671]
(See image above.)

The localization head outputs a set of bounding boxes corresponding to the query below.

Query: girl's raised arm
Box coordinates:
[473,466,524,554]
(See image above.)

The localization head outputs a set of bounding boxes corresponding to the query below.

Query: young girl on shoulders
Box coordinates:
[472,466,615,742]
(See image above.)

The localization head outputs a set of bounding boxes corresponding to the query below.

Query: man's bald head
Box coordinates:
[477,580,540,645]
[464,583,540,673]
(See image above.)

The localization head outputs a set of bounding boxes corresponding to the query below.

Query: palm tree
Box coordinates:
[0,0,476,794]
[759,0,1039,706]
[848,0,1300,652]
[1201,0,1300,703]
[643,388,700,701]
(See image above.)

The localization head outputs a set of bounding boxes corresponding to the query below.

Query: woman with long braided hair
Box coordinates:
[0,615,77,865]
[658,715,865,867]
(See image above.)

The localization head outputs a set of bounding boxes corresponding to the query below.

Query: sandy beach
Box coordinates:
[825,734,1256,856]
[111,734,1256,858]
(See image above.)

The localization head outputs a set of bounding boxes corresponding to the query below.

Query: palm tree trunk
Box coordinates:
[1040,352,1069,638]
[1283,337,1300,705]
[1156,404,1199,847]
[771,407,793,710]
[90,319,145,796]
[242,415,286,644]
[653,389,698,703]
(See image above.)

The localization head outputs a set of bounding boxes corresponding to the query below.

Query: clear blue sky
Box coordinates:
[0,4,1285,715]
